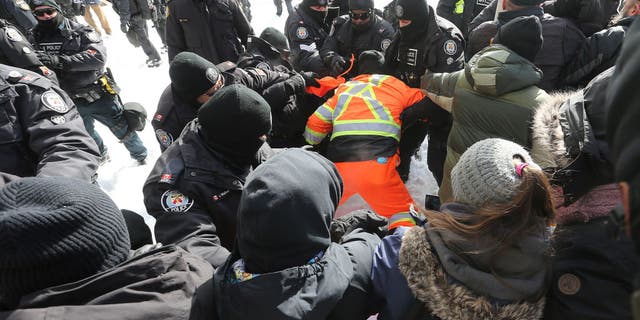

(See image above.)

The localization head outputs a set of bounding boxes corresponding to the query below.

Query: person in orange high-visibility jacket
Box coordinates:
[304,73,426,230]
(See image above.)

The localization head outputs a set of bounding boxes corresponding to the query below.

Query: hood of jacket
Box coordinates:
[1,246,213,319]
[398,224,546,320]
[464,45,543,97]
[214,243,354,320]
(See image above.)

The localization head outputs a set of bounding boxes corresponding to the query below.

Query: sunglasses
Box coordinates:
[33,8,57,17]
[349,10,371,20]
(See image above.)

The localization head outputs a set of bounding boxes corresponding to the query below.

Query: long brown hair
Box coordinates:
[423,164,555,252]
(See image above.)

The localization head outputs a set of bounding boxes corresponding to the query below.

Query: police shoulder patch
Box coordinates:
[381,38,391,51]
[155,129,174,148]
[296,26,309,40]
[443,40,458,56]
[86,31,101,43]
[15,0,30,10]
[22,46,32,54]
[5,28,23,42]
[160,189,194,213]
[50,114,66,124]
[41,90,70,113]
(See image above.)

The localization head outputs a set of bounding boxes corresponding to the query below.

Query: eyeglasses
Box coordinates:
[33,8,57,17]
[349,10,371,20]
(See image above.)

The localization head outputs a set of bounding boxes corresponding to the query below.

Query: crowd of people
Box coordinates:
[1,0,640,318]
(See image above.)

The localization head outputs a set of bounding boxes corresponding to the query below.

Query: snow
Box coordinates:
[90,0,439,231]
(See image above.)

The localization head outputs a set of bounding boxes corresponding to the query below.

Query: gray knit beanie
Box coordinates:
[451,138,540,207]
[0,177,130,308]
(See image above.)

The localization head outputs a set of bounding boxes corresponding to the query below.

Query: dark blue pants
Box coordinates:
[75,94,147,161]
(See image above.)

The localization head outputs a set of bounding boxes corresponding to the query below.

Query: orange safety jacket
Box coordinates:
[304,74,426,161]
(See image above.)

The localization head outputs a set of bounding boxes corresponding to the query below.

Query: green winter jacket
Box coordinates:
[421,45,549,202]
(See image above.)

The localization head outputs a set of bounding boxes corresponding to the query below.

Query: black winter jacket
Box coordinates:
[166,0,252,63]
[285,5,331,76]
[32,19,106,95]
[436,0,492,38]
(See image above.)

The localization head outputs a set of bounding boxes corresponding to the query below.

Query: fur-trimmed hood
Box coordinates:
[398,227,545,320]
[530,91,574,169]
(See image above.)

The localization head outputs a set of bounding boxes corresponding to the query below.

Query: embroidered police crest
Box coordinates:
[160,190,194,213]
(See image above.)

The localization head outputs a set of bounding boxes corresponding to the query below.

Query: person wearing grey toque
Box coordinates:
[370,138,555,320]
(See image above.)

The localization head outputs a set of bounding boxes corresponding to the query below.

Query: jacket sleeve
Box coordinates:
[260,73,305,114]
[116,0,132,24]
[420,70,460,112]
[0,25,42,70]
[370,227,417,319]
[230,0,252,46]
[239,67,291,92]
[287,19,330,75]
[166,2,186,61]
[468,0,497,33]
[20,84,100,182]
[58,30,107,72]
[319,16,347,67]
[436,0,463,31]
[303,93,337,145]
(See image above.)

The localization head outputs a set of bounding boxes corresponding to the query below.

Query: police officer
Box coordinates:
[165,0,252,64]
[0,64,100,181]
[285,0,331,76]
[30,0,148,164]
[112,0,162,67]
[153,52,292,151]
[320,0,394,77]
[436,0,491,38]
[0,18,58,82]
[144,84,274,267]
[384,0,464,183]
[0,0,37,35]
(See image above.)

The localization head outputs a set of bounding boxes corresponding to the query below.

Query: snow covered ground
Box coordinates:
[91,0,439,230]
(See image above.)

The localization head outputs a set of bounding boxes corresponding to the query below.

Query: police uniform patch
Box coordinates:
[160,189,194,213]
[446,57,454,65]
[5,28,23,42]
[381,39,391,51]
[15,0,30,11]
[41,90,70,113]
[444,40,458,56]
[395,5,404,18]
[155,129,173,148]
[406,48,418,67]
[50,115,66,124]
[256,61,271,71]
[22,47,32,54]
[558,273,581,295]
[86,31,101,43]
[296,26,309,40]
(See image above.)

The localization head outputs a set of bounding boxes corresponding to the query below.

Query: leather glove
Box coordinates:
[274,0,283,16]
[35,51,62,69]
[330,56,347,76]
[120,22,130,33]
[301,71,320,88]
[330,209,388,242]
[400,97,431,128]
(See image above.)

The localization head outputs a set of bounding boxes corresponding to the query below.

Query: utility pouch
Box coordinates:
[98,68,121,95]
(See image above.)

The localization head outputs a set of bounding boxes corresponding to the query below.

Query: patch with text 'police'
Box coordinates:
[296,26,309,39]
[41,90,70,113]
[50,115,66,124]
[406,48,418,66]
[39,42,62,54]
[5,28,23,42]
[155,129,173,148]
[444,40,458,56]
[160,189,194,213]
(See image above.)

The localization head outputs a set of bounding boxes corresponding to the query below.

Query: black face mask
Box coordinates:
[350,11,374,31]
[37,14,63,30]
[303,5,327,24]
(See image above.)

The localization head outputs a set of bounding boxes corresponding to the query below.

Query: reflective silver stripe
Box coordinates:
[315,105,333,121]
[388,212,414,225]
[333,83,369,117]
[369,74,388,86]
[333,122,400,136]
[365,95,392,121]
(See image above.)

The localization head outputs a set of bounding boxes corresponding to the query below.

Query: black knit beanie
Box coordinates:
[0,177,130,308]
[260,27,289,52]
[357,50,386,75]
[302,0,328,7]
[28,0,63,12]
[169,52,221,102]
[509,0,544,6]
[494,15,543,62]
[395,0,429,21]
[198,84,272,164]
[121,209,152,250]
[348,0,374,10]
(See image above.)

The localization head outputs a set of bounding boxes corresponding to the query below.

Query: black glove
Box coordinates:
[120,22,130,33]
[330,209,388,242]
[274,0,283,16]
[301,71,320,88]
[330,56,347,76]
[400,97,451,128]
[36,51,62,69]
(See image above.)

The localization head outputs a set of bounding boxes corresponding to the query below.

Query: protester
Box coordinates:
[419,15,548,203]
[0,177,213,319]
[83,0,111,35]
[144,84,274,267]
[371,138,553,320]
[208,149,383,319]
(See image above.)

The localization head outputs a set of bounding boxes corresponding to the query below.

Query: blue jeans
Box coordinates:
[75,94,147,160]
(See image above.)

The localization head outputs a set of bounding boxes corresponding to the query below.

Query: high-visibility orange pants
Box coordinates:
[335,154,416,230]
